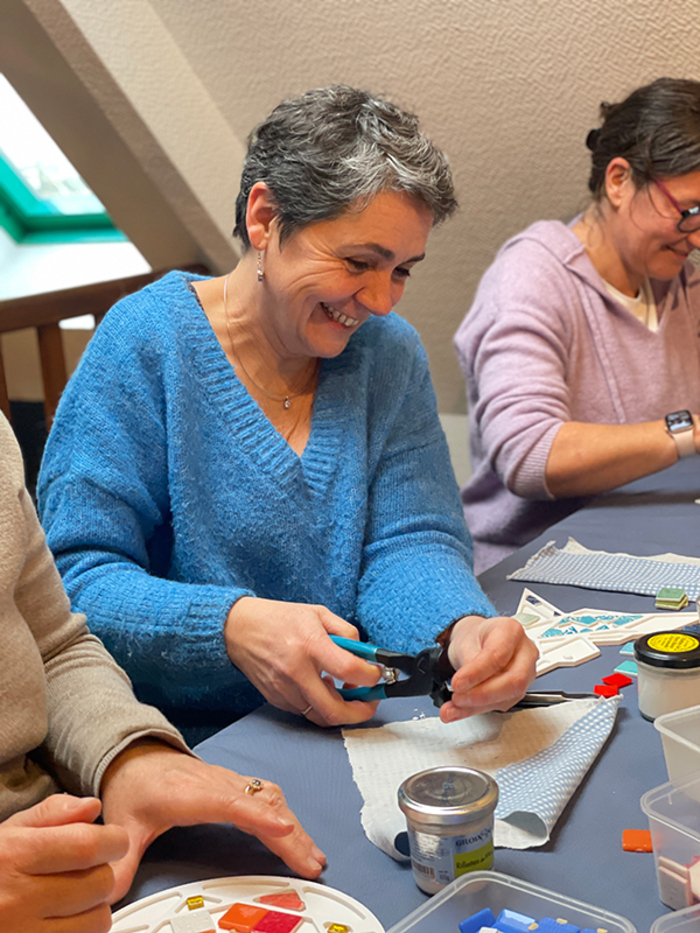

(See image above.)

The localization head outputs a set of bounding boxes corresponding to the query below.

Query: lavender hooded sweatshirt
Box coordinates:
[454,220,700,574]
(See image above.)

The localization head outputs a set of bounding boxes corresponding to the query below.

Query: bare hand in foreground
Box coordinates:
[224,597,381,727]
[100,741,327,902]
[0,794,128,933]
[439,615,538,723]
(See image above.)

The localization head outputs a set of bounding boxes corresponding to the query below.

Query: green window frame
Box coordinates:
[0,152,125,245]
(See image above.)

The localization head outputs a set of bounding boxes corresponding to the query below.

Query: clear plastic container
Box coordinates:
[641,773,700,911]
[386,870,636,933]
[655,704,700,783]
[651,902,700,933]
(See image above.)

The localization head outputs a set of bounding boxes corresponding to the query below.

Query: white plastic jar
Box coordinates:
[635,631,700,721]
[397,766,498,895]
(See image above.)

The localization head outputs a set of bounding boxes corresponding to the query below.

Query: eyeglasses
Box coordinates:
[653,179,700,233]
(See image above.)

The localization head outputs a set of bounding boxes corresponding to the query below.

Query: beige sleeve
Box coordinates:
[6,418,189,796]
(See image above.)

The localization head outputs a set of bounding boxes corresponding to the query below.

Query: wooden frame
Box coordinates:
[0,264,209,426]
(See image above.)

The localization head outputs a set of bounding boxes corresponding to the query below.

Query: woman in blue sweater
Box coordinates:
[38,86,536,739]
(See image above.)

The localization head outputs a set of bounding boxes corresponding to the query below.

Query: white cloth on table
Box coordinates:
[342,696,619,858]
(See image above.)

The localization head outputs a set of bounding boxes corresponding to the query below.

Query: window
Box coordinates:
[0,74,125,244]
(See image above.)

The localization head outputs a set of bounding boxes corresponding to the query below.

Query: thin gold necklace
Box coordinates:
[222,273,318,409]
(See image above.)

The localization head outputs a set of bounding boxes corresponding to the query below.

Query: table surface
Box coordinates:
[118,459,700,933]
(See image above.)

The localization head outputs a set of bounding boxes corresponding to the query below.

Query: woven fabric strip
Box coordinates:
[508,538,700,599]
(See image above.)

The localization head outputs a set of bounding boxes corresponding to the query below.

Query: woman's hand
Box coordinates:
[439,615,538,723]
[224,597,381,726]
[0,794,128,933]
[100,741,327,902]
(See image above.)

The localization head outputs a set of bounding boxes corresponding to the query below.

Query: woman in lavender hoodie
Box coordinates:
[454,78,700,574]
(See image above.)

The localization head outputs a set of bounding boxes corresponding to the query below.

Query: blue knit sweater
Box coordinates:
[38,272,495,728]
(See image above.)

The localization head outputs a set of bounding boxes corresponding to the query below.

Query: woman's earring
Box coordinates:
[257,252,264,282]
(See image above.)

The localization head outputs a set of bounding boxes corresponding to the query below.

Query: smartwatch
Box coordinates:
[665,409,697,459]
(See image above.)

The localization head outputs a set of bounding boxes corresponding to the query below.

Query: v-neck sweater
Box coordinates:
[454,220,700,573]
[38,272,494,729]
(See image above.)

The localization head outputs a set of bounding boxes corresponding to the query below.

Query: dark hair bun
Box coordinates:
[585,128,600,152]
[586,79,700,198]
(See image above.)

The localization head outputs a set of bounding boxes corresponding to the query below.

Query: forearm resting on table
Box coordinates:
[544,419,688,498]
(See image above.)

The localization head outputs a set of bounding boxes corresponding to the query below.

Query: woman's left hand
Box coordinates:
[100,741,326,902]
[439,615,538,723]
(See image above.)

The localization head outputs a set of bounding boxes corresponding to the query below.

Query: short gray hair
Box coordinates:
[233,85,457,250]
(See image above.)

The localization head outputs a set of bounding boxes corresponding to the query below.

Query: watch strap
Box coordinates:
[672,425,697,459]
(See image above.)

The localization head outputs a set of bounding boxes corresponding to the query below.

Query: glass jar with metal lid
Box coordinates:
[397,766,499,894]
[635,631,700,721]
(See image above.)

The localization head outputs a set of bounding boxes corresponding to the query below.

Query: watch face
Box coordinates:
[666,410,694,433]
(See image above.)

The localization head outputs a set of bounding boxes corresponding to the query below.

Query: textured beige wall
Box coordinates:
[149,0,700,411]
[5,0,700,410]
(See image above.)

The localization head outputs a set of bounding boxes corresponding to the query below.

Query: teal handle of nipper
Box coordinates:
[330,634,382,663]
[330,636,386,701]
[338,684,388,701]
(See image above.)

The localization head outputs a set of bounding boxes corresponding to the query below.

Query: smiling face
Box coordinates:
[252,188,434,361]
[613,169,700,287]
